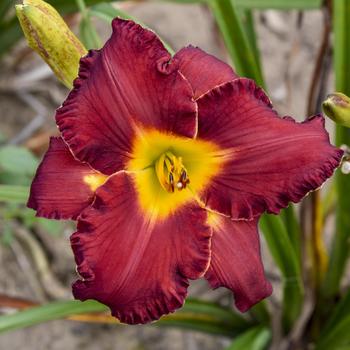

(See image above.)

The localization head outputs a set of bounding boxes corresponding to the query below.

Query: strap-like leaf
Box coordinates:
[233,0,322,9]
[0,298,252,336]
[225,326,271,350]
[90,3,174,54]
[208,0,264,86]
[0,185,29,204]
[322,0,350,299]
[209,0,303,331]
[316,316,350,350]
[260,215,304,332]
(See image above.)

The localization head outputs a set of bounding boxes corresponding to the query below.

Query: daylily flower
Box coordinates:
[28,18,343,325]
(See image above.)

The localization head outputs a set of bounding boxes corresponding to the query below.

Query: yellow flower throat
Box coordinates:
[155,151,190,193]
[127,129,227,218]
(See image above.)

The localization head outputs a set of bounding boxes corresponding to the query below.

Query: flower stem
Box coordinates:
[311,191,328,289]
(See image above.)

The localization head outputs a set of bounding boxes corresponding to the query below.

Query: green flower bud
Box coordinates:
[322,92,350,128]
[16,0,87,88]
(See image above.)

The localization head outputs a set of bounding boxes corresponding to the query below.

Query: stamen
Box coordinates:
[155,151,190,193]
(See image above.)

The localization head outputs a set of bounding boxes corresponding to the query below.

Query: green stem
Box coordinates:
[311,191,328,290]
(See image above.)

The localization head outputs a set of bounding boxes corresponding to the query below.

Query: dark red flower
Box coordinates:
[28,18,343,324]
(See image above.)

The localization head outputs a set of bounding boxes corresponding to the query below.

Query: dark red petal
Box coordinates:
[205,215,272,312]
[71,172,211,324]
[175,46,238,100]
[27,137,105,220]
[56,19,197,175]
[197,78,343,220]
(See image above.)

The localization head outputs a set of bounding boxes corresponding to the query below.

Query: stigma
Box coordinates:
[155,151,190,193]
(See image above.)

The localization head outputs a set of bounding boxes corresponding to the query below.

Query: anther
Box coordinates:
[155,151,190,193]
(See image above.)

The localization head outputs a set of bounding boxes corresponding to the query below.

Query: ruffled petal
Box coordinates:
[27,137,107,220]
[205,214,272,312]
[175,46,238,100]
[56,18,197,175]
[197,78,343,220]
[71,172,211,324]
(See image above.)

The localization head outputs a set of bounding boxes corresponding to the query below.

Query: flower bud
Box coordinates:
[322,92,350,128]
[16,0,87,88]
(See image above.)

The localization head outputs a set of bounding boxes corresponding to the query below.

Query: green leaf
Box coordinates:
[321,289,350,335]
[37,218,64,236]
[0,298,252,336]
[322,0,350,299]
[0,300,107,333]
[90,3,174,55]
[225,326,271,350]
[237,8,263,81]
[280,205,301,264]
[0,146,38,176]
[79,15,101,49]
[0,185,29,204]
[0,131,6,143]
[208,0,264,87]
[0,16,24,57]
[1,224,14,246]
[315,292,350,350]
[0,0,12,21]
[47,0,117,14]
[159,0,322,7]
[316,290,350,349]
[75,0,102,49]
[21,208,37,228]
[158,299,252,336]
[90,2,131,22]
[233,0,322,9]
[160,0,207,3]
[260,214,304,332]
[248,301,270,325]
[0,172,32,186]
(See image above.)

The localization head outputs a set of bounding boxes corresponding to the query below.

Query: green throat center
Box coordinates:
[155,151,190,193]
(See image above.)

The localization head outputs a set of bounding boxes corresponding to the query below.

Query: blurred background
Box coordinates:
[0,1,348,349]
